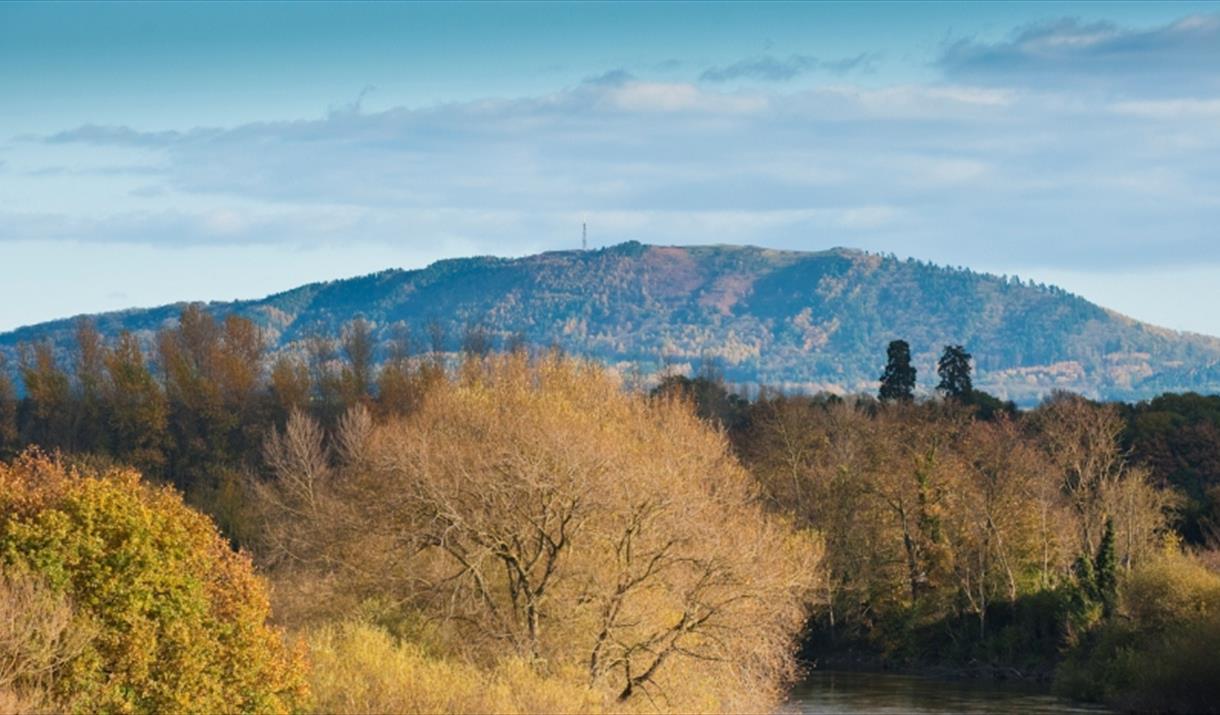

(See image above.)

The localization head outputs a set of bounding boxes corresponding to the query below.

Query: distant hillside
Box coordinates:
[4,242,1220,403]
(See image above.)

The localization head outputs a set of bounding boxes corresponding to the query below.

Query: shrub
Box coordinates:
[0,451,308,714]
[1055,552,1220,713]
[306,621,611,715]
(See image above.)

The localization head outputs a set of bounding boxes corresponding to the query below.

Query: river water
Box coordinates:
[788,670,1111,714]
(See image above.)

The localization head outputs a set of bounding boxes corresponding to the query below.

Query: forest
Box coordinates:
[2,307,1220,713]
[8,243,1220,406]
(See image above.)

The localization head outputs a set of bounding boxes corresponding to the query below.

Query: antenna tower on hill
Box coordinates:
[582,222,587,251]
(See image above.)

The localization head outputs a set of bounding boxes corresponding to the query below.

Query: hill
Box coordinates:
[3,242,1220,403]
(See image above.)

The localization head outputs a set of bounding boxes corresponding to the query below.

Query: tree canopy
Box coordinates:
[879,339,917,402]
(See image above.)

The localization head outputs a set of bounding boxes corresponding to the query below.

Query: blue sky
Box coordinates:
[2,1,1219,334]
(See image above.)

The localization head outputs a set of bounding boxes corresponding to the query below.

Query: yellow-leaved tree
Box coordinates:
[256,354,820,713]
[0,451,308,714]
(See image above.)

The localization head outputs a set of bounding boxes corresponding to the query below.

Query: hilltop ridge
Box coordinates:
[3,242,1219,403]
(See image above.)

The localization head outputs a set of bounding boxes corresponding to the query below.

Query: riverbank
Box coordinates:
[787,670,1111,714]
[801,652,1056,684]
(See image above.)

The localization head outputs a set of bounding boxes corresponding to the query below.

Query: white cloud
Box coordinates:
[939,14,1220,94]
[9,44,1220,273]
[1111,98,1220,119]
[602,82,766,114]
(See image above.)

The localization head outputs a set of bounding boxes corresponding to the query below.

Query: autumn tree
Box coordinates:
[427,319,447,367]
[0,355,17,456]
[104,332,169,475]
[341,317,376,405]
[1031,392,1167,564]
[255,354,819,710]
[159,305,226,477]
[72,318,108,451]
[868,404,963,606]
[269,353,311,422]
[216,314,264,412]
[158,306,266,486]
[18,342,72,450]
[0,451,307,713]
[305,330,345,422]
[737,395,895,640]
[0,570,91,712]
[945,416,1052,636]
[376,322,439,418]
[879,339,916,402]
[732,388,1172,663]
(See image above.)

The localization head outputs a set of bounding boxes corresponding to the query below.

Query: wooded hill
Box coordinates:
[4,242,1219,403]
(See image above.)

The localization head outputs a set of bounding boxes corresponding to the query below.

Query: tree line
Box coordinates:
[3,306,1220,712]
[657,337,1220,711]
[0,307,463,535]
[0,306,820,713]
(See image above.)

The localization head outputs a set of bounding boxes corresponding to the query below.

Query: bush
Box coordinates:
[0,451,308,714]
[1055,553,1220,713]
[306,621,613,715]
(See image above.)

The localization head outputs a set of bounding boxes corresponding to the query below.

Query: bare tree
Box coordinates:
[253,354,820,709]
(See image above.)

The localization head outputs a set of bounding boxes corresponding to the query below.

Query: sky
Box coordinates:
[2,1,1219,334]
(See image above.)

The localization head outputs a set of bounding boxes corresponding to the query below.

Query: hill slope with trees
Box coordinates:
[4,242,1219,403]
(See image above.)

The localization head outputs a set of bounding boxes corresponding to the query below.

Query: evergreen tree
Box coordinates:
[879,340,917,402]
[936,344,973,399]
[1094,517,1118,618]
[1073,551,1097,602]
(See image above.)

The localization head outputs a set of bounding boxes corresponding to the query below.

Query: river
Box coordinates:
[788,670,1111,714]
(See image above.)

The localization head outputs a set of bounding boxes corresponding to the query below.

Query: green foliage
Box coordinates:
[879,340,916,402]
[649,372,749,431]
[1072,553,1098,605]
[888,586,1096,675]
[1122,392,1220,543]
[1094,519,1118,618]
[5,244,1220,404]
[0,451,308,714]
[1055,553,1220,713]
[962,388,1018,421]
[936,344,973,399]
